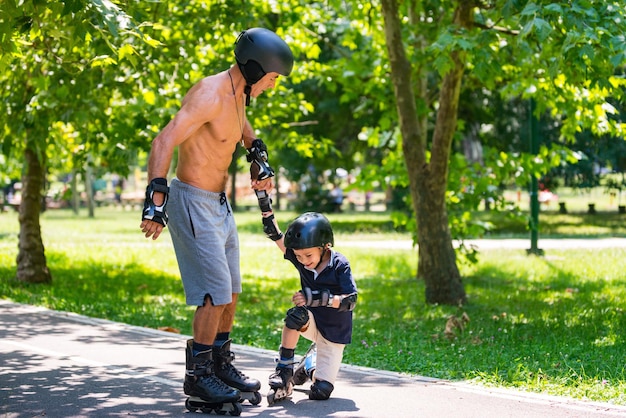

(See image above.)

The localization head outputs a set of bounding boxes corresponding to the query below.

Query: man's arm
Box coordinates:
[241,119,255,149]
[141,92,219,240]
[148,93,220,182]
[242,119,274,192]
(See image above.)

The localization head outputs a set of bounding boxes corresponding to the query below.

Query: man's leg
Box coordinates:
[184,296,239,403]
[193,293,236,346]
[208,294,261,398]
[216,293,238,336]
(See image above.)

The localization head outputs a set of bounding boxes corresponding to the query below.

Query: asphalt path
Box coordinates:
[1,300,625,418]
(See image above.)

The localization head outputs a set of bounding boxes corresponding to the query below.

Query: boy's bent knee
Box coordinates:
[284,306,309,331]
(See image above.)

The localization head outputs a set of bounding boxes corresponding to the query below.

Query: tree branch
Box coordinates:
[473,21,519,36]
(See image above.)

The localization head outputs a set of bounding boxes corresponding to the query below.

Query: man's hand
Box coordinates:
[141,218,165,240]
[247,138,275,189]
[251,176,273,192]
[141,178,169,240]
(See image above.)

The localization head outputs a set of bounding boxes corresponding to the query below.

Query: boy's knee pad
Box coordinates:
[284,306,309,331]
[309,379,334,400]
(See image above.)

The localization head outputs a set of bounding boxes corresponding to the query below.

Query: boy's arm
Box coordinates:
[301,287,357,311]
[330,292,358,311]
[301,261,358,311]
[261,208,286,253]
[265,212,286,253]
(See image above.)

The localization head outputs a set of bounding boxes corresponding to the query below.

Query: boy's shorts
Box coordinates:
[167,178,242,306]
[300,311,345,384]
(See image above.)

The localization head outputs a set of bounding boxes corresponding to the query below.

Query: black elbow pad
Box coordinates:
[338,293,357,312]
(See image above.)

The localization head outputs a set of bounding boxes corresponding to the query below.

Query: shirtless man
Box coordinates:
[140,28,294,405]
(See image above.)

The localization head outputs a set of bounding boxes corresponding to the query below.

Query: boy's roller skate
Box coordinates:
[266,360,294,406]
[292,343,316,386]
[213,339,262,405]
[184,339,242,415]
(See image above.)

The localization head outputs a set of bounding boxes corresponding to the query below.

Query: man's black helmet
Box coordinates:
[284,212,334,250]
[235,28,294,86]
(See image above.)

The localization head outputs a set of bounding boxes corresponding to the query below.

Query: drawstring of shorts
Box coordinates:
[219,192,231,215]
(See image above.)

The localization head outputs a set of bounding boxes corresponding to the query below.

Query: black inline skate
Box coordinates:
[213,339,262,405]
[266,360,294,406]
[184,339,242,415]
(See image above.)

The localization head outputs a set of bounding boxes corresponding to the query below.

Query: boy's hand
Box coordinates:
[292,291,306,307]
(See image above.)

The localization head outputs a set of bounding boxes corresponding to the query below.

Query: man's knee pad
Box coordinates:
[284,306,309,331]
[309,379,334,400]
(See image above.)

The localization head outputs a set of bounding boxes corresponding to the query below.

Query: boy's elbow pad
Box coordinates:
[338,294,357,312]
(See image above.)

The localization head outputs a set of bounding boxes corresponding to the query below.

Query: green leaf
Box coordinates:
[544,4,563,14]
[579,44,595,61]
[118,43,135,60]
[63,0,85,15]
[90,55,117,67]
[610,52,625,67]
[533,18,553,43]
[520,2,540,16]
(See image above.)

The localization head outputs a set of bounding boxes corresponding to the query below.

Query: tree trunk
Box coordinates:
[381,0,469,305]
[16,146,52,284]
[85,161,95,218]
[416,170,466,305]
[71,170,79,214]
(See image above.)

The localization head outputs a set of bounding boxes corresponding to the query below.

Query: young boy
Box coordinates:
[261,210,358,401]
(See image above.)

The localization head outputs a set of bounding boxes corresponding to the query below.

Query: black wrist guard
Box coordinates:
[262,213,283,241]
[142,177,169,227]
[303,287,332,308]
[255,189,272,213]
[247,138,275,181]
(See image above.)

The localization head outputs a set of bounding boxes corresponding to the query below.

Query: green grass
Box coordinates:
[1,207,625,405]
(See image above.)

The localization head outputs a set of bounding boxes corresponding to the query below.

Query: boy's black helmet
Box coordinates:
[234,28,294,85]
[284,212,334,250]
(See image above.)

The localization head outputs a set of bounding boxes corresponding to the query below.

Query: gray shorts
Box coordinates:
[167,178,242,306]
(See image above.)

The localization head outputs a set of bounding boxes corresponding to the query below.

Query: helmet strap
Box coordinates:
[237,61,264,106]
[315,246,328,269]
[244,84,251,106]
